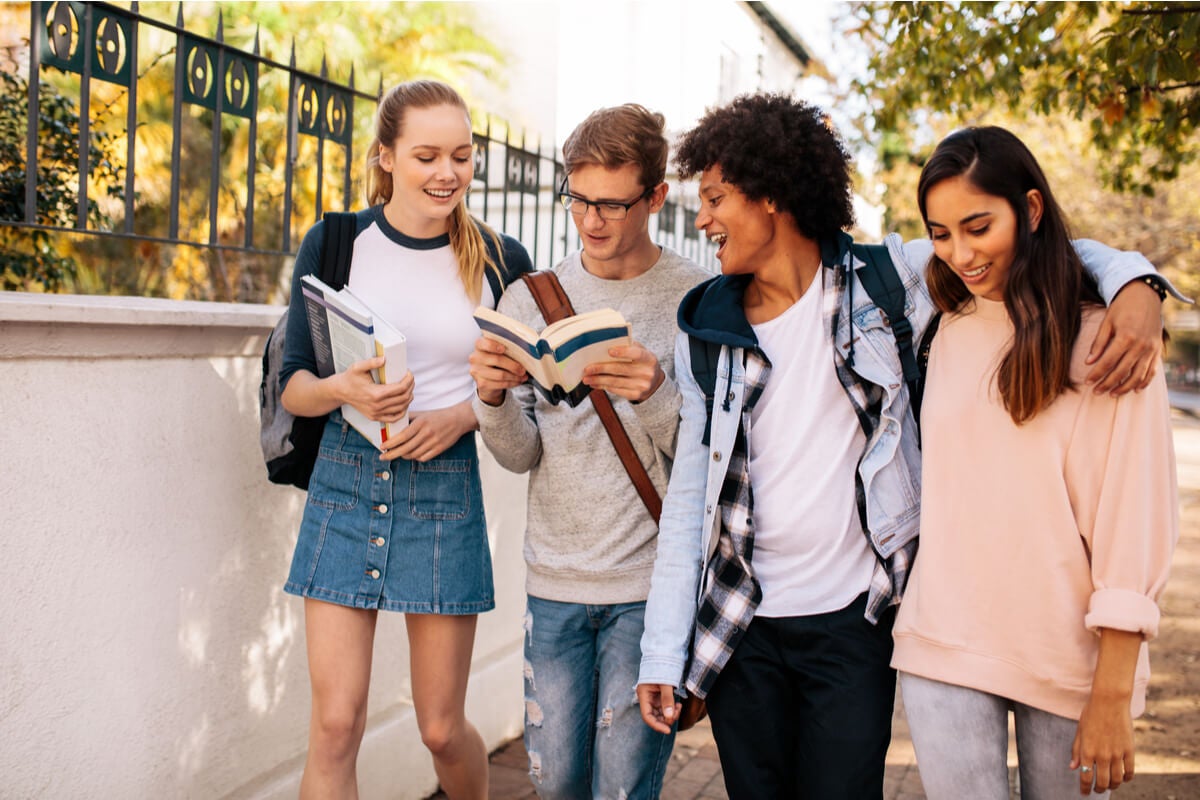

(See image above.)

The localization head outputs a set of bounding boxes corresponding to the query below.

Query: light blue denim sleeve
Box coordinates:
[638,332,711,689]
[1073,238,1188,303]
[900,237,935,283]
[899,237,1188,304]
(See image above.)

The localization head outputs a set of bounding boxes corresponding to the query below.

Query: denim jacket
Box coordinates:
[638,233,1173,691]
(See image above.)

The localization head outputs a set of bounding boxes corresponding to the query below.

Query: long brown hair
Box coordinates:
[364,79,503,304]
[918,127,1102,424]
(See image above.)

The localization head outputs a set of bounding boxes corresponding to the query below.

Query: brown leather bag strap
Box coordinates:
[520,272,663,523]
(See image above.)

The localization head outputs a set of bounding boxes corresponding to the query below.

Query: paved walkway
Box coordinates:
[433,410,1200,799]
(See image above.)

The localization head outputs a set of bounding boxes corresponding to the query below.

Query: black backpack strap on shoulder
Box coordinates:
[852,243,921,407]
[688,336,721,447]
[321,211,357,289]
[484,266,503,304]
[912,311,942,444]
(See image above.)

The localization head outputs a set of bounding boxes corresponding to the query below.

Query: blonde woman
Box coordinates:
[280,80,531,798]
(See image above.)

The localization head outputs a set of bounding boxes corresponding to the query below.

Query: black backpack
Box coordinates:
[259,211,357,490]
[688,243,941,446]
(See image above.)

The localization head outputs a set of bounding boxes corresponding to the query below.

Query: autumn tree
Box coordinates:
[0,1,506,299]
[0,69,124,291]
[850,2,1199,195]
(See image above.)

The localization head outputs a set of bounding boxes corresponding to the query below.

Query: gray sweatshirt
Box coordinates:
[474,247,711,603]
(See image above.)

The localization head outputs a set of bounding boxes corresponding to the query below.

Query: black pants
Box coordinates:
[705,593,897,799]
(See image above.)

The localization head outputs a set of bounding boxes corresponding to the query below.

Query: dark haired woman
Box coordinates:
[280,79,531,798]
[892,126,1178,798]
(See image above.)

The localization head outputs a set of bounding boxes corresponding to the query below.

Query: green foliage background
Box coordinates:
[0,1,505,301]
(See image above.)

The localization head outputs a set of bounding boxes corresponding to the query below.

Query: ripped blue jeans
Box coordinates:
[523,596,674,800]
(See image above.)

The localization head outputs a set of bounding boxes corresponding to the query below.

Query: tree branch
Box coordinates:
[1121,6,1198,15]
[1124,81,1200,94]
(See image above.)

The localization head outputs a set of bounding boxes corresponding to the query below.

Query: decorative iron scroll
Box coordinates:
[179,35,257,120]
[504,145,539,195]
[472,133,489,182]
[295,78,351,144]
[41,1,134,87]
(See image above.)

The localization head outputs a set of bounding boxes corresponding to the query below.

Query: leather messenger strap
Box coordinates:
[520,271,663,523]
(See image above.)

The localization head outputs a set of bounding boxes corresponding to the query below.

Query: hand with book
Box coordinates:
[470,336,529,406]
[471,305,635,407]
[280,356,412,424]
[335,356,414,430]
[471,335,662,406]
[297,274,410,451]
[376,398,478,463]
[581,341,665,403]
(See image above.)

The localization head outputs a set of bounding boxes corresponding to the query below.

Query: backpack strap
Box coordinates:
[484,266,504,303]
[321,211,357,290]
[520,271,663,523]
[852,243,922,412]
[688,336,721,447]
[912,311,942,443]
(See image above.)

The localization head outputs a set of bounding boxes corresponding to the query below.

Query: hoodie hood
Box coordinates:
[678,232,851,347]
[676,274,758,349]
[820,231,854,273]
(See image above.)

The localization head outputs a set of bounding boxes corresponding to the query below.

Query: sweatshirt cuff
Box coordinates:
[1085,588,1162,641]
[472,388,522,431]
[631,377,683,438]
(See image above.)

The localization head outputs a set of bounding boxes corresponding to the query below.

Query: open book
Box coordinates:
[301,274,408,449]
[474,305,631,407]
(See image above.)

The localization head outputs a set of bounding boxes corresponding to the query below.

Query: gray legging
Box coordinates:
[900,672,1112,799]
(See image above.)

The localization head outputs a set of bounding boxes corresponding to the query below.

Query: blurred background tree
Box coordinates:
[0,68,124,291]
[845,1,1200,371]
[850,2,1199,195]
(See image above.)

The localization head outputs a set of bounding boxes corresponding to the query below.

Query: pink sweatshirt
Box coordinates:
[892,297,1178,719]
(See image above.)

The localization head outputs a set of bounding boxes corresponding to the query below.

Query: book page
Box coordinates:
[473,306,630,402]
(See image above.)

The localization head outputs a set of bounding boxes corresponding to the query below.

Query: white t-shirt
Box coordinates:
[346,222,495,412]
[748,275,875,617]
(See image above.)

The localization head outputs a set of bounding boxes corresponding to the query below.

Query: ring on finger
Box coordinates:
[1081,765,1092,774]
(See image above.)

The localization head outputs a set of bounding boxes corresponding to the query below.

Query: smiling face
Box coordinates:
[694,165,777,277]
[378,103,474,238]
[565,162,663,274]
[923,174,1043,302]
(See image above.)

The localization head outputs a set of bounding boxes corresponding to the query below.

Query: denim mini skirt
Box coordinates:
[284,412,494,615]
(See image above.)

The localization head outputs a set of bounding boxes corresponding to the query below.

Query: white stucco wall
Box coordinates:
[0,292,528,799]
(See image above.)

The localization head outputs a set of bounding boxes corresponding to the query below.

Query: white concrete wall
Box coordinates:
[0,292,528,799]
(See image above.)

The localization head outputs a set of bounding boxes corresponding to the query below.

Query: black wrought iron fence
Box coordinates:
[2,1,712,302]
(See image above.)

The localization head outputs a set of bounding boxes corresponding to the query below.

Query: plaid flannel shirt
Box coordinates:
[827,256,919,626]
[684,254,920,699]
[685,347,771,699]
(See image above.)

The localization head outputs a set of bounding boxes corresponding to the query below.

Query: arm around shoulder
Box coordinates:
[1074,238,1190,305]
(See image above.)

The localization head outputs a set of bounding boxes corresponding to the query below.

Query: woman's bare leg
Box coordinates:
[406,613,488,800]
[299,599,378,800]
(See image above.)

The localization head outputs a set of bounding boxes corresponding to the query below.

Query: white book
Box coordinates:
[300,274,408,449]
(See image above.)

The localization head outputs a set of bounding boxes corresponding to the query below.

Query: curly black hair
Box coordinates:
[675,93,855,240]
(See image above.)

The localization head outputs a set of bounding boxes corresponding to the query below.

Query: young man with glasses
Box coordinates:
[469,104,709,799]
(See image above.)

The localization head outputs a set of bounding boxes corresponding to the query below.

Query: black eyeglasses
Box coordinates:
[557,178,652,221]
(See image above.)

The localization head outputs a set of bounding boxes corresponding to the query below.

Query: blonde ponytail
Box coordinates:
[366,79,506,302]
